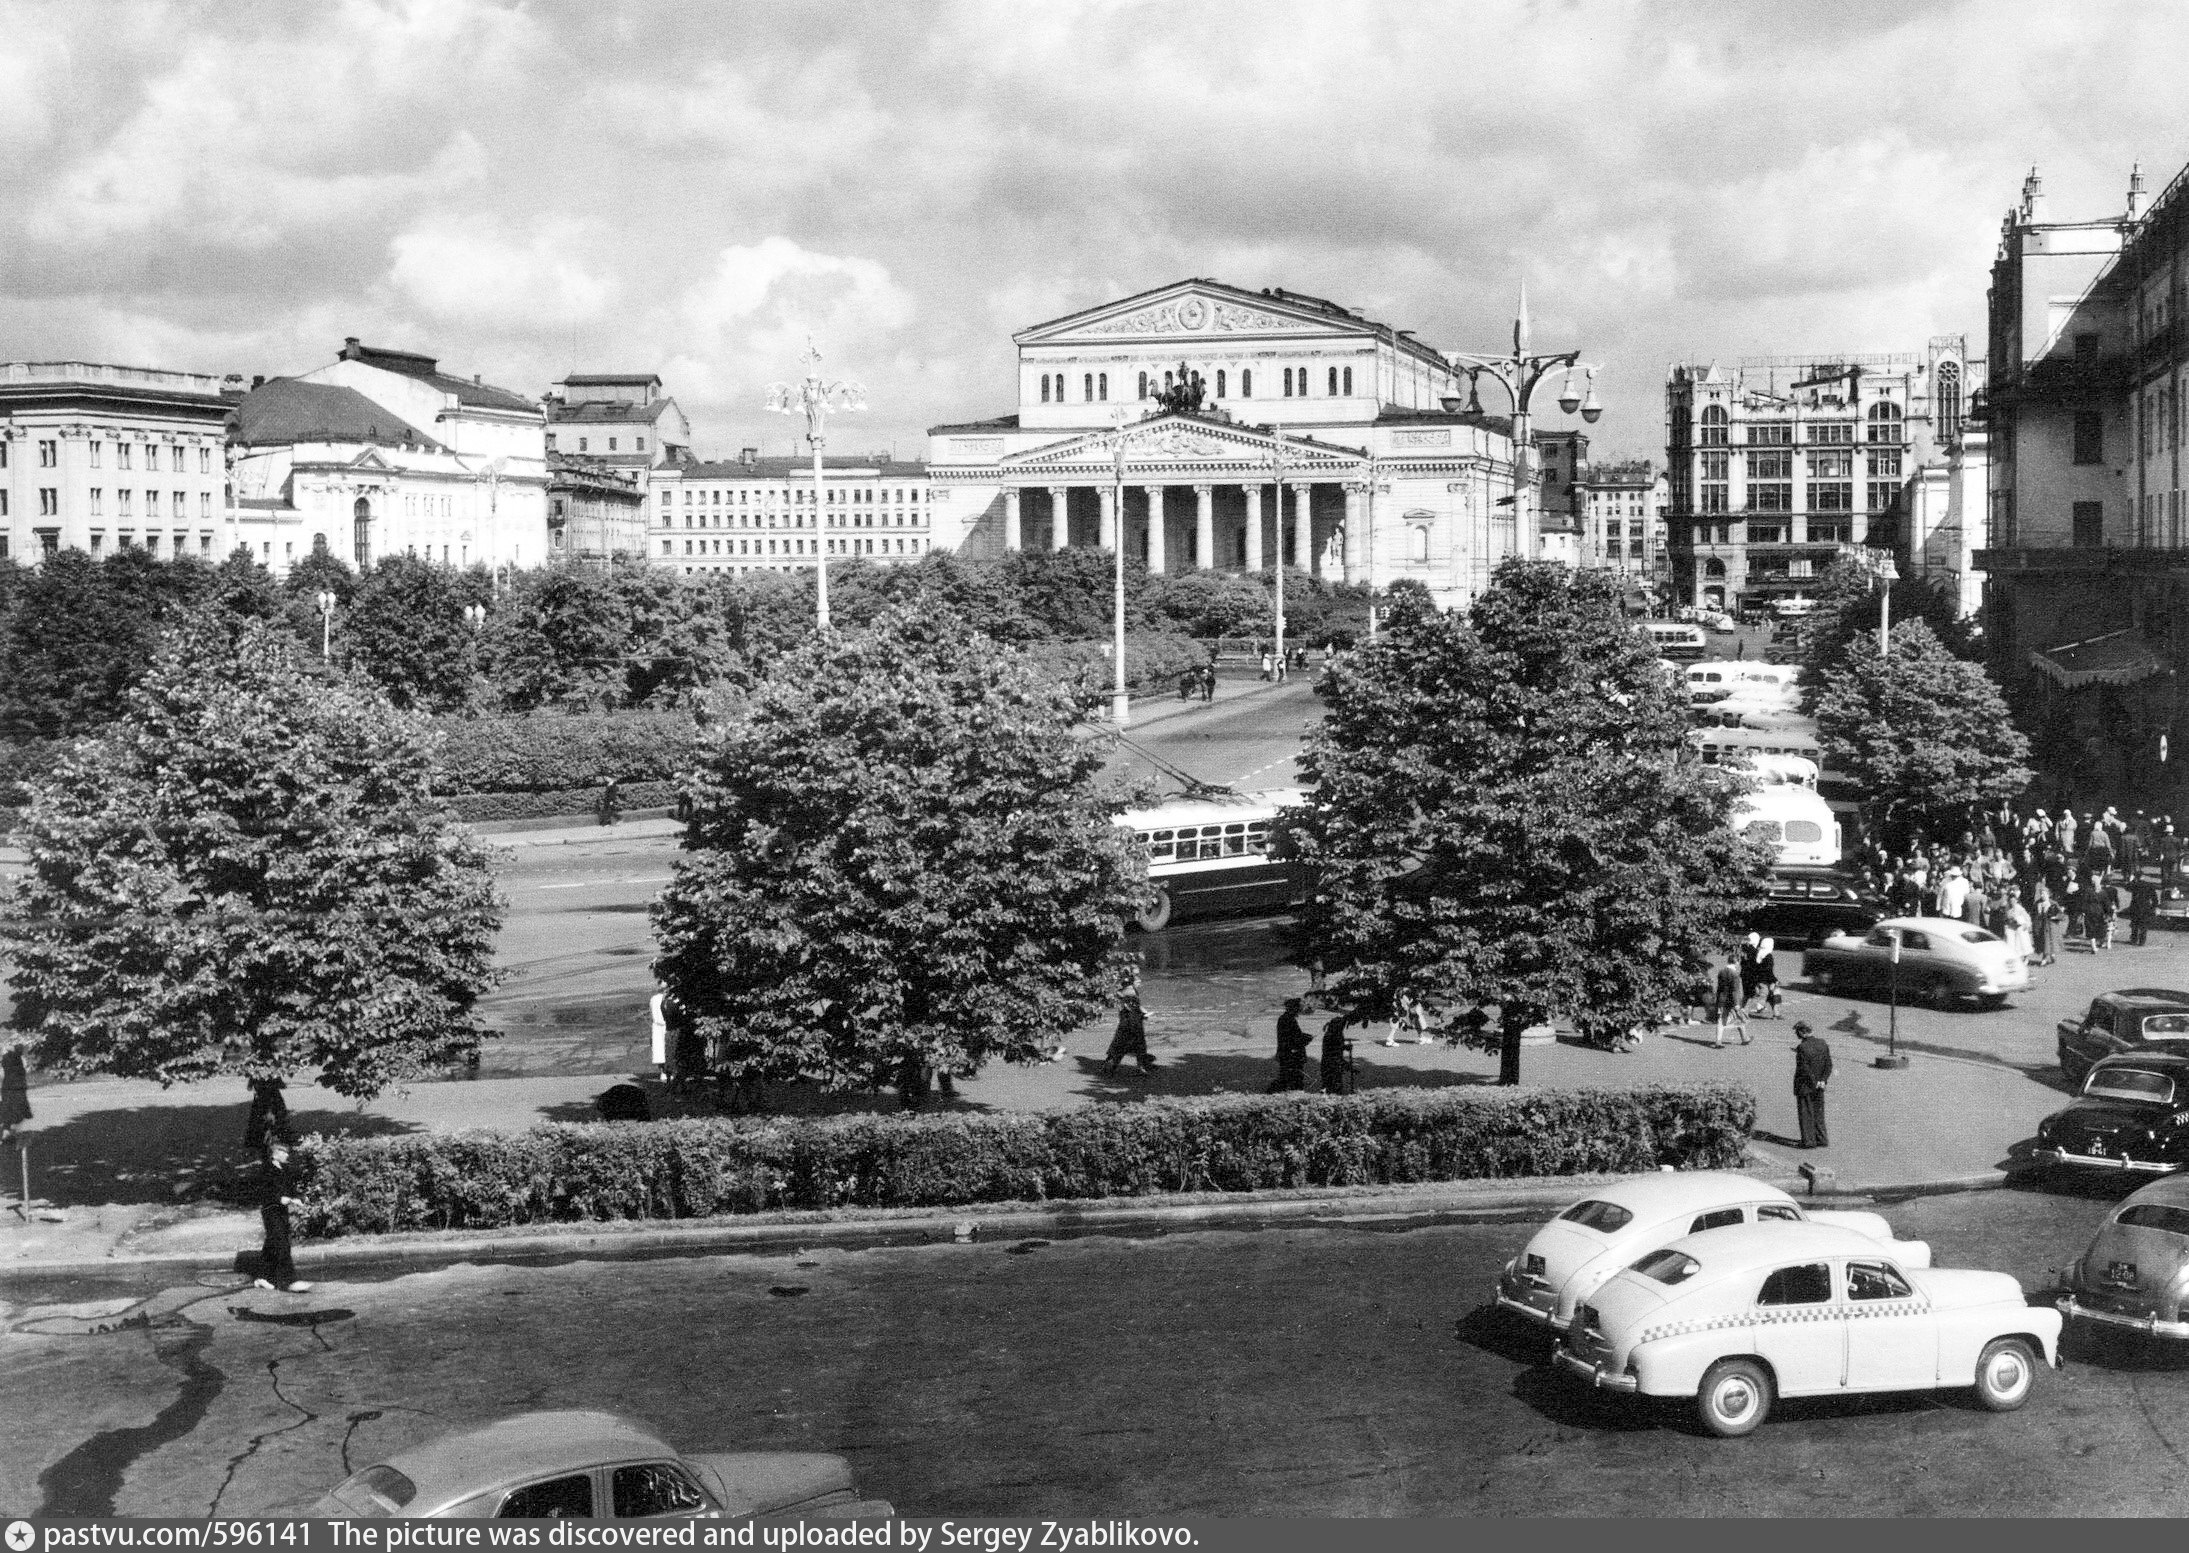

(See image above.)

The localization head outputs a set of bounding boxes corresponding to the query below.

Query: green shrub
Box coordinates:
[429,711,700,795]
[292,1083,1755,1238]
[448,781,679,823]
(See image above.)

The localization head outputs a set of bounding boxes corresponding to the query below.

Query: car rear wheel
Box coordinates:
[1924,975,1956,1011]
[1696,1357,1773,1438]
[1132,886,1173,933]
[1972,1337,2037,1411]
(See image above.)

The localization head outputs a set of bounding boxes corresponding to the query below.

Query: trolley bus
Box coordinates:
[1641,622,1709,662]
[1730,784,1844,868]
[1116,788,1309,931]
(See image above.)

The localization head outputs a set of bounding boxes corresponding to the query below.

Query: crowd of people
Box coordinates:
[1857,803,2180,963]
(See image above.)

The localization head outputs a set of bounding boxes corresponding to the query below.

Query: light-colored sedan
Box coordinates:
[1804,915,2030,1010]
[307,1411,892,1520]
[2058,1174,2189,1339]
[1556,1221,2062,1437]
[1494,1170,1930,1334]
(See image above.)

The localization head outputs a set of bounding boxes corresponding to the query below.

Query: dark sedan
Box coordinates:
[1753,868,1884,946]
[2057,988,2189,1087]
[2033,1051,2189,1176]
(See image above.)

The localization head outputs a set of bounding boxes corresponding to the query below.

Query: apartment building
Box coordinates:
[648,451,932,575]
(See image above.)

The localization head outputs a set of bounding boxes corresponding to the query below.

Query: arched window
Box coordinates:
[1164,370,1174,392]
[1240,368,1252,398]
[1040,375,1050,404]
[1343,366,1354,395]
[1283,368,1294,398]
[1098,372,1108,401]
[1410,525,1429,562]
[352,497,372,567]
[1700,404,1729,447]
[1328,367,1338,395]
[1216,369,1227,398]
[1935,361,1962,439]
[1704,558,1727,578]
[311,532,327,555]
[1867,400,1904,443]
[1138,371,1148,399]
[1083,373,1093,401]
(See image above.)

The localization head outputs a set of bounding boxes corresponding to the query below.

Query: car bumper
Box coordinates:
[1553,1346,1638,1393]
[2057,1295,2189,1339]
[1494,1292,1568,1329]
[2033,1146,2181,1173]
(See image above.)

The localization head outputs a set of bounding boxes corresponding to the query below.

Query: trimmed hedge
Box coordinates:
[449,781,679,824]
[429,711,702,796]
[291,1083,1755,1238]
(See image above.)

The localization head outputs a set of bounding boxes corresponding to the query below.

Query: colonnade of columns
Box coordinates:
[998,480,1342,577]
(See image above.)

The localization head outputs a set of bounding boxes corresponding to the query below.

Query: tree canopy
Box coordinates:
[649,609,1144,1104]
[1813,618,2032,845]
[0,618,503,1099]
[1799,556,1977,695]
[1287,560,1770,1083]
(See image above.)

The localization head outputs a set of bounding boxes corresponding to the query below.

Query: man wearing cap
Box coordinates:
[1936,864,1971,922]
[1792,1021,1833,1150]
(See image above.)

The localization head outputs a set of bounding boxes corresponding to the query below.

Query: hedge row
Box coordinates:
[428,711,701,796]
[449,781,680,824]
[1020,633,1210,698]
[291,1083,1756,1238]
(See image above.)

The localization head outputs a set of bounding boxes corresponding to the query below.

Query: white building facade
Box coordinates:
[647,453,932,575]
[925,279,1523,609]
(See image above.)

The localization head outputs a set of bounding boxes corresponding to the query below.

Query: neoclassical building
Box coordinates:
[925,279,1524,609]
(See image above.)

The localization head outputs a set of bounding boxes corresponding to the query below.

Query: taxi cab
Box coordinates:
[1554,1221,2060,1436]
[1494,1171,1928,1335]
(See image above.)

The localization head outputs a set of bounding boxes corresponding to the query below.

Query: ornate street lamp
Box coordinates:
[764,341,866,630]
[1441,285,1603,560]
[315,591,336,661]
[1269,430,1290,670]
[1105,408,1143,727]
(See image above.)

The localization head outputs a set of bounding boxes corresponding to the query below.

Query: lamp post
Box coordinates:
[1874,553,1900,657]
[1106,409,1142,727]
[315,591,336,661]
[1441,285,1602,561]
[1269,430,1289,671]
[764,341,866,630]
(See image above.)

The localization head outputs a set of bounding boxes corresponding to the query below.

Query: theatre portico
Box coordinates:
[925,278,1526,610]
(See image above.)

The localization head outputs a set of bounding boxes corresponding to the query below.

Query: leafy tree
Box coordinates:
[1143,570,1273,639]
[485,565,631,710]
[341,555,489,712]
[0,548,212,740]
[612,565,735,706]
[0,618,502,1100]
[1287,561,1770,1084]
[650,608,1143,1106]
[1799,557,1975,694]
[995,548,1139,640]
[1813,619,2033,845]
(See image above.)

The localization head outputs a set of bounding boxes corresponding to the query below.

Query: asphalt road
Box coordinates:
[8,1184,2189,1518]
[477,679,1324,1078]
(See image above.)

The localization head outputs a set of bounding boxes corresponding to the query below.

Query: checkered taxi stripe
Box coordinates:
[1637,1300,1928,1346]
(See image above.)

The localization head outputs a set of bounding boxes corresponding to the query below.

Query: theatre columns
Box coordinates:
[1144,485,1166,573]
[1048,485,1070,550]
[1194,485,1214,570]
[1003,489,1022,552]
[1244,485,1263,572]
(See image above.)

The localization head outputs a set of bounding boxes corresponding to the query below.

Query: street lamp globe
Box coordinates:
[1556,374,1582,415]
[1580,373,1604,424]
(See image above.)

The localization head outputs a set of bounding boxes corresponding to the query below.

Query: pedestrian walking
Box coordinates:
[244,1087,311,1294]
[1103,981,1157,1076]
[1319,1012,1356,1094]
[1936,865,1971,922]
[2094,882,2119,952]
[2030,881,2057,966]
[1712,953,1749,1047]
[597,776,622,827]
[1268,997,1310,1092]
[670,994,708,1093]
[1177,670,1195,702]
[2004,894,2033,963]
[2130,875,2160,947]
[648,987,670,1081]
[2161,820,2182,896]
[1792,1020,1833,1149]
[1259,648,1273,681]
[2086,815,2117,880]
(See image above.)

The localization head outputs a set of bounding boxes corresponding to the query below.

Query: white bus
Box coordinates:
[1731,784,1843,868]
[1116,788,1309,931]
[1687,724,1828,769]
[1642,622,1708,662]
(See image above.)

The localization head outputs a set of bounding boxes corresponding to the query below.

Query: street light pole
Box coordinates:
[765,341,866,631]
[315,590,335,661]
[1441,285,1602,561]
[1269,430,1289,672]
[1105,408,1145,726]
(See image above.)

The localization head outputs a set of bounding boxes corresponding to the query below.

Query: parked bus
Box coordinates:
[1116,788,1309,931]
[1641,622,1708,662]
[1731,783,1843,868]
[1687,724,1827,769]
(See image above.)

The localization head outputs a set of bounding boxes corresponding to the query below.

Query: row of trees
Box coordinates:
[1,560,1766,1107]
[0,546,1374,742]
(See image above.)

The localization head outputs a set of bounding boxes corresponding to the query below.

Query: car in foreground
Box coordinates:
[1753,867,1884,946]
[1494,1171,1930,1334]
[2058,1174,2189,1339]
[1803,916,2029,1009]
[1554,1221,2061,1437]
[307,1411,892,1520]
[2032,1051,2189,1175]
[2056,988,2189,1087]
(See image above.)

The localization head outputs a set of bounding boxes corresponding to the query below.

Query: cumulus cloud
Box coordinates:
[389,221,613,328]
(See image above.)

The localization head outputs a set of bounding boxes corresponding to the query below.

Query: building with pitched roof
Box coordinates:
[225,338,549,575]
[923,278,1523,609]
[543,373,691,504]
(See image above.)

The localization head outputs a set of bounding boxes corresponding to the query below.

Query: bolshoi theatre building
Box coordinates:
[925,278,1524,609]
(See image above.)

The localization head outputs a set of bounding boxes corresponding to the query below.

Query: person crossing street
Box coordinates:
[1792,1020,1833,1150]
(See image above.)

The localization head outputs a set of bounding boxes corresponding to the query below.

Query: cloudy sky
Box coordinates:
[3,0,2180,461]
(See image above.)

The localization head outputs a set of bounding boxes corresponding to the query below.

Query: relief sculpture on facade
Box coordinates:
[1077,296,1308,338]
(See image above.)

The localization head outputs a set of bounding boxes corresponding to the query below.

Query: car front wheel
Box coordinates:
[1696,1357,1773,1438]
[1925,976,1957,1011]
[1972,1337,2037,1411]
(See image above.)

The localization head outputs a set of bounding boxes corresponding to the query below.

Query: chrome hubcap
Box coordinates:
[1988,1352,2027,1396]
[1715,1378,1756,1420]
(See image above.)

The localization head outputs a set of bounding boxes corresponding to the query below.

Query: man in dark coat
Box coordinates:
[1792,1020,1833,1150]
[1268,998,1310,1092]
[1104,984,1156,1076]
[244,1084,311,1294]
[1319,1012,1355,1094]
[2130,875,2161,947]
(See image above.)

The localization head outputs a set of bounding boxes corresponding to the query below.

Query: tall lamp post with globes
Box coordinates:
[315,591,336,662]
[1268,430,1290,670]
[1104,408,1144,727]
[1441,286,1602,560]
[765,341,866,631]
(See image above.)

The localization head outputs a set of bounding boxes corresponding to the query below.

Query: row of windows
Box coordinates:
[666,511,924,531]
[1135,819,1273,863]
[546,434,645,454]
[84,531,217,556]
[665,536,927,558]
[1694,403,1905,447]
[666,486,920,507]
[11,440,212,473]
[1698,451,1900,479]
[80,490,216,520]
[1037,364,1362,405]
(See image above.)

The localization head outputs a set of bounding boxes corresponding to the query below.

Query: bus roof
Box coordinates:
[1117,788,1308,831]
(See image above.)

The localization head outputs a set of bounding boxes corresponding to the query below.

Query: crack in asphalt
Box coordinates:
[206,1311,345,1516]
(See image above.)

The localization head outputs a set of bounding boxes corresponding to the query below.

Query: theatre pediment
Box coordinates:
[1002,415,1362,474]
[1017,280,1373,347]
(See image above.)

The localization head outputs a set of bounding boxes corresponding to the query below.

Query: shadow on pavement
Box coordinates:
[19,1102,418,1208]
[1453,1303,1556,1367]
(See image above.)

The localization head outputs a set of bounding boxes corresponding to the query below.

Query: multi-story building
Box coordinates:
[547,454,647,565]
[1901,342,1989,619]
[926,278,1530,610]
[227,338,549,575]
[1976,163,2189,795]
[647,450,932,576]
[543,374,692,506]
[1577,459,1662,582]
[0,361,238,564]
[1664,345,1970,613]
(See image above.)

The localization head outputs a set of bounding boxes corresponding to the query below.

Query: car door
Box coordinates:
[610,1461,717,1520]
[1751,1261,1843,1397]
[496,1471,597,1518]
[2064,1000,2114,1076]
[1840,1259,1936,1391]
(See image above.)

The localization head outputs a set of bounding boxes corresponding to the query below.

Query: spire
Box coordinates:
[1514,279,1531,356]
[2020,166,2044,224]
[2128,161,2147,220]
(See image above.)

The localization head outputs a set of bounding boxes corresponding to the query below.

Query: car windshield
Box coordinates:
[1632,1249,1700,1285]
[1959,928,2001,944]
[2087,1068,2176,1104]
[1559,1200,1634,1233]
[2117,1204,2189,1236]
[327,1465,417,1517]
